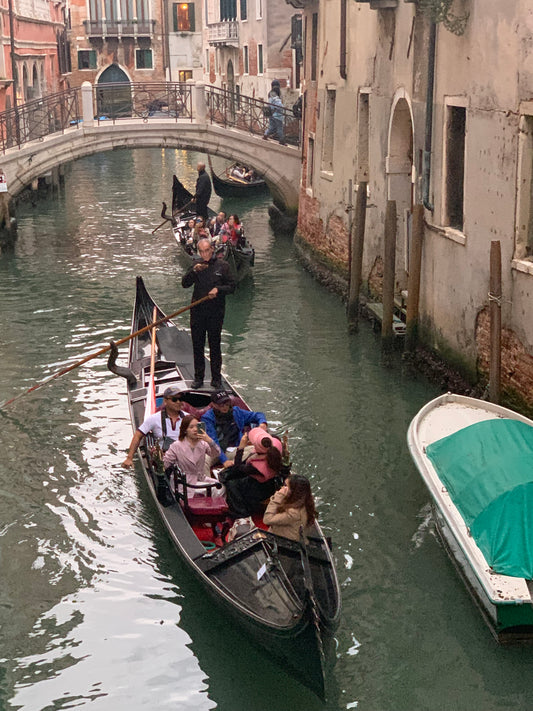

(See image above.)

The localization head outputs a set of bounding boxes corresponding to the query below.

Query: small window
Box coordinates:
[243,45,249,74]
[240,0,247,20]
[258,44,263,75]
[321,88,335,172]
[307,136,315,189]
[136,48,153,69]
[310,13,318,82]
[178,69,192,81]
[77,49,97,70]
[205,48,209,72]
[256,0,262,19]
[173,2,195,32]
[444,106,466,230]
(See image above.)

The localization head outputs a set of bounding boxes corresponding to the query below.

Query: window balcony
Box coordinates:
[83,19,156,39]
[208,21,239,47]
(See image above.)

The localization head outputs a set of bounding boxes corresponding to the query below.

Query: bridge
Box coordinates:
[0,82,302,217]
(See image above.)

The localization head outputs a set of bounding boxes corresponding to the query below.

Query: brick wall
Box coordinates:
[476,306,533,407]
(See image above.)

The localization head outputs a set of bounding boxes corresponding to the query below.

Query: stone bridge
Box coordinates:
[0,82,302,214]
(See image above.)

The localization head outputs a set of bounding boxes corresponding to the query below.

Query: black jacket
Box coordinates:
[194,169,212,207]
[182,256,236,314]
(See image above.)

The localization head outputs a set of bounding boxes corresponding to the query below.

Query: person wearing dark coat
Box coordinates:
[193,162,212,221]
[181,238,236,389]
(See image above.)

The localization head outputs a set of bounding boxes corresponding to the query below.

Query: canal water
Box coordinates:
[0,149,532,711]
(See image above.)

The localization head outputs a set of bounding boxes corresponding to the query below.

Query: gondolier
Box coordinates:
[192,162,212,221]
[182,238,235,389]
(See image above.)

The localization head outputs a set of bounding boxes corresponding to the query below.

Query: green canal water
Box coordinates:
[0,149,532,711]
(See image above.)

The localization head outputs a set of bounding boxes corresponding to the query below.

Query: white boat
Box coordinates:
[407,393,533,641]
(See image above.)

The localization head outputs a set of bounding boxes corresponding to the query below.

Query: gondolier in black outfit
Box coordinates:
[192,162,212,221]
[182,238,235,389]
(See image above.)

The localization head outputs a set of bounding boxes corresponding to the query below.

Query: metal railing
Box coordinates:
[83,19,156,37]
[205,85,301,148]
[93,82,193,124]
[0,87,82,154]
[207,21,239,45]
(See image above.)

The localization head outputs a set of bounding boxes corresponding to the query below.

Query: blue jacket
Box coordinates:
[201,406,267,463]
[269,95,283,121]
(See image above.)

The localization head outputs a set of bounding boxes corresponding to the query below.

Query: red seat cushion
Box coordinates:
[185,497,229,517]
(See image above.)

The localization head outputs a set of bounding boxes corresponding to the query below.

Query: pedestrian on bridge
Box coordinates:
[192,162,212,221]
[263,88,286,146]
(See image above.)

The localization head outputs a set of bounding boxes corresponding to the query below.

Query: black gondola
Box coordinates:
[167,175,255,283]
[210,159,268,199]
[109,277,341,699]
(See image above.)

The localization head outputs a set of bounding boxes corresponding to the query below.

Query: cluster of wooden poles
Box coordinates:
[346,182,503,404]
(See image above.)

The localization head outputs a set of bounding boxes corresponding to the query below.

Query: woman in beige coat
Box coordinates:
[263,474,317,541]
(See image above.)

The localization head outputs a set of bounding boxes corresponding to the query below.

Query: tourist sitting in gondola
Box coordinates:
[122,386,189,468]
[222,427,283,518]
[163,414,223,496]
[231,165,247,180]
[263,474,316,541]
[209,211,226,241]
[220,214,244,247]
[201,391,268,468]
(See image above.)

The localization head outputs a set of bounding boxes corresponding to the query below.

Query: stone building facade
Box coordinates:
[164,0,203,81]
[67,0,165,88]
[203,0,300,99]
[0,0,69,112]
[287,0,533,408]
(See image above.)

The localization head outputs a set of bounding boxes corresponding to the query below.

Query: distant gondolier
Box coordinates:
[182,238,236,389]
[192,162,212,221]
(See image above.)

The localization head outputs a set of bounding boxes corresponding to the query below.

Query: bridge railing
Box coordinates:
[205,85,301,148]
[92,82,193,124]
[0,87,82,154]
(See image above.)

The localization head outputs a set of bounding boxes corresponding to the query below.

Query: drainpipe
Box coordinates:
[422,20,436,212]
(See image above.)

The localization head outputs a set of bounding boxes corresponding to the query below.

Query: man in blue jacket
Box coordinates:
[201,391,268,467]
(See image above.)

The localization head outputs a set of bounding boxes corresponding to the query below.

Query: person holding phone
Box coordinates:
[163,414,223,494]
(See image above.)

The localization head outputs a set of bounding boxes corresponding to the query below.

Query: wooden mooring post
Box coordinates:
[347,181,367,331]
[382,200,397,353]
[405,204,424,351]
[489,240,502,404]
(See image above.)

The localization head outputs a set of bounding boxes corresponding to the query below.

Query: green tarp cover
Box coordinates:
[426,418,533,579]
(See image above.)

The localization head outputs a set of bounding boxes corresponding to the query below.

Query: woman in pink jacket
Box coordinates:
[163,415,222,495]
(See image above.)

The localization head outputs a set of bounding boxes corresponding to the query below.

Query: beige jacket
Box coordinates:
[263,490,308,541]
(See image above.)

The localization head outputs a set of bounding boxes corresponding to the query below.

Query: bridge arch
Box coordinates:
[3,123,300,210]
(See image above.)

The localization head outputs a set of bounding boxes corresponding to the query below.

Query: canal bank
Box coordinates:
[2,148,533,710]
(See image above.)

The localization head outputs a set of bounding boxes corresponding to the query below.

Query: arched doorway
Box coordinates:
[387,91,414,279]
[96,64,132,118]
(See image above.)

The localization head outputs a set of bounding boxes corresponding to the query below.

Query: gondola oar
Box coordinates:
[0,294,211,410]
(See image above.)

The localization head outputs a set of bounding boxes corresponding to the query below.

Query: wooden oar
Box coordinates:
[0,294,211,410]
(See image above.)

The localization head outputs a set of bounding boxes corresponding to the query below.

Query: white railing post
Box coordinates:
[81,81,94,127]
[192,81,206,124]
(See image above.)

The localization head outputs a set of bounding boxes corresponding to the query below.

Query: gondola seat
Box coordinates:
[172,467,228,520]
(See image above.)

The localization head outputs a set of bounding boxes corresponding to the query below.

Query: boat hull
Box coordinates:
[212,170,268,198]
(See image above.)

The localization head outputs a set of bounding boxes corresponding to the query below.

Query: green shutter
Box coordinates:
[89,50,97,69]
[188,3,195,31]
[172,2,178,31]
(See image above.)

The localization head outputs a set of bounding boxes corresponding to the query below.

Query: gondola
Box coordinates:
[109,277,341,698]
[166,175,255,283]
[209,157,268,198]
